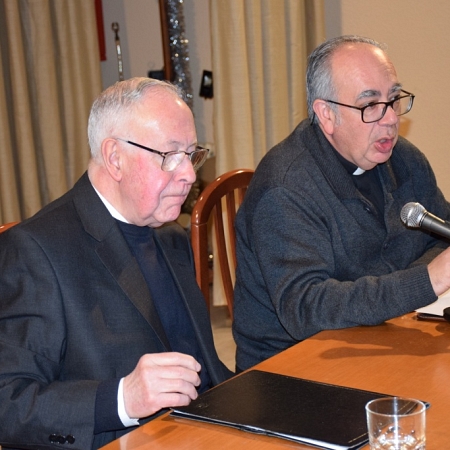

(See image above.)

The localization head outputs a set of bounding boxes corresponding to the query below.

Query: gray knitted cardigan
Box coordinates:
[233,119,450,370]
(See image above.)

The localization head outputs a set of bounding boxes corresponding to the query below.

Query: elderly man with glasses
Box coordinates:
[0,78,232,449]
[233,35,450,372]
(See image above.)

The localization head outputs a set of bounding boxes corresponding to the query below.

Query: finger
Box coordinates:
[149,352,202,372]
[157,374,201,398]
[156,364,201,386]
[133,374,200,414]
[160,391,197,408]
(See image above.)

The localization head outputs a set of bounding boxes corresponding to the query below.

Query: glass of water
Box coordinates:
[366,397,426,450]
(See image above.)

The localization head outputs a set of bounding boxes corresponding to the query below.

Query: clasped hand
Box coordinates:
[123,352,201,419]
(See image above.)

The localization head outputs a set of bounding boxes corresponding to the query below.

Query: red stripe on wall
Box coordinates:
[95,0,107,61]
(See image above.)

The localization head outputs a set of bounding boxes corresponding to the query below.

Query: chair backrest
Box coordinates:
[0,222,19,234]
[191,169,254,320]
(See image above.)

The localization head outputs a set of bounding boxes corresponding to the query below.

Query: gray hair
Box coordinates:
[87,77,185,159]
[306,35,385,124]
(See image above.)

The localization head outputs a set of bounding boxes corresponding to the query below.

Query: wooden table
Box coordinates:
[101,314,450,449]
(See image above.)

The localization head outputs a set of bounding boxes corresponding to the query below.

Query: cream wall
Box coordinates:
[100,1,450,198]
[327,0,450,198]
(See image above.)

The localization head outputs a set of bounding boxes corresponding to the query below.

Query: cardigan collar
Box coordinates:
[306,121,402,200]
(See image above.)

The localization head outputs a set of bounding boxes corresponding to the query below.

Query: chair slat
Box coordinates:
[190,169,254,320]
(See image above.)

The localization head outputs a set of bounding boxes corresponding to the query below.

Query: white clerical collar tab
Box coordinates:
[353,167,365,175]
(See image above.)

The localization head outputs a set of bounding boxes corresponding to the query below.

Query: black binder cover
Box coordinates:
[171,370,393,450]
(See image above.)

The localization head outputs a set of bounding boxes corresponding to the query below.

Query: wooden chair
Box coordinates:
[191,169,254,320]
[0,222,19,234]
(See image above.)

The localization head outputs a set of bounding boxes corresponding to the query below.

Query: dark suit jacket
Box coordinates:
[0,173,232,450]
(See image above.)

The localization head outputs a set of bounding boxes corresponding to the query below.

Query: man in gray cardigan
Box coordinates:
[233,35,450,371]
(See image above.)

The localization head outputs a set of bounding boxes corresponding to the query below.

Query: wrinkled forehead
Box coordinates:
[123,89,191,125]
[331,43,399,98]
[122,90,196,147]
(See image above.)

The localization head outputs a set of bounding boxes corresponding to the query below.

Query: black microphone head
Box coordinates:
[400,202,426,227]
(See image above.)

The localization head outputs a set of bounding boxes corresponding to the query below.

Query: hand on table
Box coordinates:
[428,246,450,296]
[123,352,201,419]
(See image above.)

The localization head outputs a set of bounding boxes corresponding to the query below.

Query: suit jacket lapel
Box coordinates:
[72,173,172,351]
[154,231,226,383]
[95,235,172,351]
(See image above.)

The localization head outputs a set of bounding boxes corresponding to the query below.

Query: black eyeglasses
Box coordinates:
[325,89,415,123]
[116,138,209,172]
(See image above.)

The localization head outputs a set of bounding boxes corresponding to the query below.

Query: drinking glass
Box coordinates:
[366,397,426,450]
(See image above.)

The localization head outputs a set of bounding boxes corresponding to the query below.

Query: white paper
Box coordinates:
[415,288,450,316]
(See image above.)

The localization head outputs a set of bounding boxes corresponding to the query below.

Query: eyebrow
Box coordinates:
[356,84,403,101]
[166,140,198,152]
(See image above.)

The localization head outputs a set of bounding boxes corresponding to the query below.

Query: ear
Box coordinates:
[313,99,337,136]
[101,138,123,182]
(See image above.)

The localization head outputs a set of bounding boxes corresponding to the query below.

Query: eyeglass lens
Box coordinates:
[162,149,208,172]
[363,95,413,122]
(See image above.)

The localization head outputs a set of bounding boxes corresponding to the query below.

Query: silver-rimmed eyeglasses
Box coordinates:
[325,89,415,123]
[116,138,209,172]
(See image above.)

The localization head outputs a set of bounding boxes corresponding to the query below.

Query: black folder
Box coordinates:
[171,370,394,450]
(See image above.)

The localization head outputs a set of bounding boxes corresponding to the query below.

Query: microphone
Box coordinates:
[400,202,450,240]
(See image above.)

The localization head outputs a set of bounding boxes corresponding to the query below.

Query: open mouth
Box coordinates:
[376,138,394,153]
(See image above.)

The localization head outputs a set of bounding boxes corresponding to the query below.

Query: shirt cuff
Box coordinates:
[118,377,140,427]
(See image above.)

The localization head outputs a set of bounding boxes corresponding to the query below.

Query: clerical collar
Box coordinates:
[92,184,130,223]
[353,167,366,175]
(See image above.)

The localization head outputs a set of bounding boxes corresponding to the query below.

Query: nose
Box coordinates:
[176,154,197,184]
[379,104,399,126]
